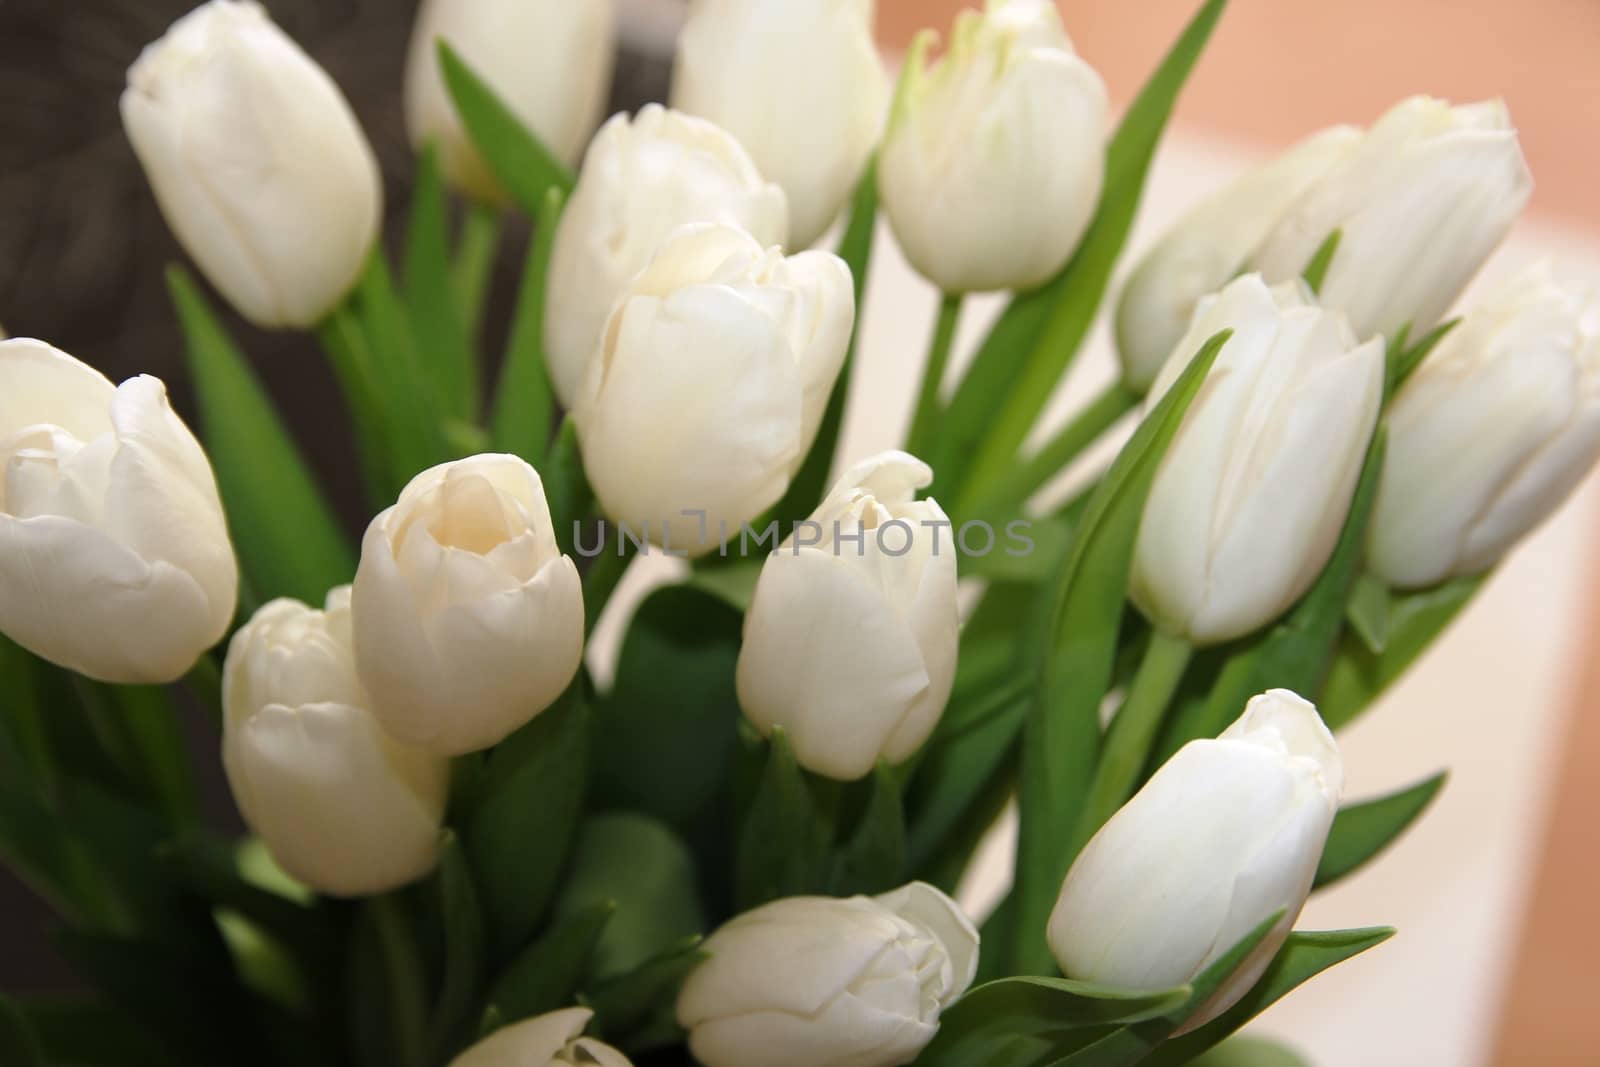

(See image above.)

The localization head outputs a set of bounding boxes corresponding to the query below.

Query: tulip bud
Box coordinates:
[405,0,616,201]
[877,0,1108,294]
[1116,126,1362,391]
[1048,690,1342,1030]
[450,1008,631,1067]
[678,881,978,1067]
[736,452,958,781]
[573,224,854,556]
[121,0,383,329]
[0,339,237,683]
[352,454,584,755]
[671,0,888,249]
[1368,264,1600,589]
[223,588,449,897]
[1253,96,1532,343]
[543,105,790,407]
[1132,275,1384,645]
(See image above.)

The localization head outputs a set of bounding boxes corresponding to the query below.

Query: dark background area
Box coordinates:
[0,0,674,994]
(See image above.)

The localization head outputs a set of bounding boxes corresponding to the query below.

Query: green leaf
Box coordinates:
[0,778,128,929]
[935,0,1230,504]
[1140,927,1395,1065]
[685,559,764,612]
[553,814,706,980]
[1387,317,1461,395]
[773,157,879,524]
[0,996,43,1067]
[316,306,396,506]
[8,999,172,1067]
[492,186,564,464]
[72,681,194,830]
[1346,572,1392,654]
[1320,576,1482,730]
[427,834,487,1060]
[1301,229,1342,295]
[827,761,907,896]
[354,249,451,486]
[544,420,591,558]
[488,902,615,1031]
[465,689,589,951]
[581,939,707,1051]
[918,976,1192,1067]
[437,41,575,213]
[734,729,833,910]
[406,143,478,421]
[0,639,54,792]
[1008,330,1228,975]
[591,586,744,834]
[1315,771,1447,888]
[346,897,429,1067]
[1188,1035,1311,1067]
[453,204,503,338]
[167,266,354,603]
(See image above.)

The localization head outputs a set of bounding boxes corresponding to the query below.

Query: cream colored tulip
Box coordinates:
[405,0,616,201]
[736,452,958,781]
[672,0,888,247]
[352,454,583,755]
[1132,276,1384,645]
[573,223,854,556]
[1253,96,1532,343]
[1369,264,1600,588]
[223,588,449,897]
[1116,126,1361,391]
[543,105,789,407]
[121,0,382,329]
[878,0,1108,293]
[450,1008,630,1067]
[678,882,978,1067]
[0,338,236,683]
[1049,690,1342,1030]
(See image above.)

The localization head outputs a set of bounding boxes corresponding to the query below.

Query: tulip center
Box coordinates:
[419,473,529,556]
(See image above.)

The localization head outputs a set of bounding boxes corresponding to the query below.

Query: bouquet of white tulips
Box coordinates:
[4,0,1592,1065]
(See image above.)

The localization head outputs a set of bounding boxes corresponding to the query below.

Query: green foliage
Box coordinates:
[487,904,614,1030]
[1316,772,1447,888]
[437,42,575,212]
[491,187,564,464]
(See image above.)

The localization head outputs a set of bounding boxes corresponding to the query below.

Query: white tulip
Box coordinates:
[1253,96,1532,343]
[672,0,888,248]
[1132,275,1384,645]
[1049,690,1342,1030]
[1369,264,1600,589]
[678,881,979,1067]
[736,452,958,781]
[405,0,616,201]
[1116,126,1362,391]
[543,105,789,407]
[352,454,584,756]
[223,588,449,897]
[121,0,382,329]
[573,224,854,557]
[877,0,1108,294]
[0,339,236,683]
[449,1007,630,1067]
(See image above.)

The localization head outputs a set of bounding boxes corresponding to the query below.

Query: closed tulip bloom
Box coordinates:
[573,224,854,556]
[1132,275,1384,645]
[121,0,382,329]
[1369,265,1600,589]
[352,454,584,755]
[1049,690,1342,1030]
[223,588,449,897]
[878,0,1108,294]
[0,339,236,683]
[736,452,957,781]
[405,0,616,201]
[544,105,789,407]
[1253,96,1532,343]
[672,0,888,248]
[450,1008,630,1067]
[1116,126,1361,391]
[678,882,978,1067]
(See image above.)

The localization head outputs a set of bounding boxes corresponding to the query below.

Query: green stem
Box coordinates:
[959,380,1138,519]
[452,203,502,339]
[184,652,225,722]
[491,187,563,464]
[317,311,393,506]
[371,896,428,1067]
[906,295,963,457]
[582,533,636,638]
[1070,631,1193,860]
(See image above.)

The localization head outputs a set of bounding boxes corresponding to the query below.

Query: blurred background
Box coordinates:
[1,1,1596,1064]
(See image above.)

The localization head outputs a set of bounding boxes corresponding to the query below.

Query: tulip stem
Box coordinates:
[1070,630,1193,862]
[452,203,502,340]
[583,533,637,638]
[183,652,225,721]
[958,380,1139,520]
[906,295,964,457]
[369,895,429,1067]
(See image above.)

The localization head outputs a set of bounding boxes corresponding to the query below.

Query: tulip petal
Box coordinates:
[0,338,116,441]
